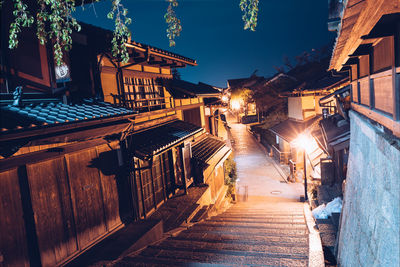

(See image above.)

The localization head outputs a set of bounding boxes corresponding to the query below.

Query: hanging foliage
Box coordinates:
[6,0,259,66]
[8,0,34,49]
[239,0,259,31]
[164,0,182,47]
[107,0,132,63]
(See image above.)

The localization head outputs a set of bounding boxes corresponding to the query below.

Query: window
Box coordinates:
[183,108,202,127]
[123,77,165,111]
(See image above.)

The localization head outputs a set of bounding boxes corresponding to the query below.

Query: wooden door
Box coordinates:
[173,146,184,187]
[162,151,175,196]
[65,148,107,249]
[182,143,193,186]
[152,156,165,207]
[26,158,78,267]
[0,168,30,267]
[139,160,155,214]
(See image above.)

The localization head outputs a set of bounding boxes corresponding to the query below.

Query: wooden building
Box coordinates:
[328,0,400,265]
[0,4,231,266]
[168,79,223,136]
[268,72,348,181]
[329,1,400,137]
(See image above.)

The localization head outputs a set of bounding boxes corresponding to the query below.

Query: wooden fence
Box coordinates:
[0,140,131,267]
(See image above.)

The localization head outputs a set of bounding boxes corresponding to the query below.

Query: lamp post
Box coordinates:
[293,133,314,202]
[303,148,308,201]
[231,100,241,123]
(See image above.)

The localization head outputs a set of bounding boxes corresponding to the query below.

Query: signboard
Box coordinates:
[204,107,211,116]
[55,63,71,83]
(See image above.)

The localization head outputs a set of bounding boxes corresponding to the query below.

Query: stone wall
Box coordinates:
[338,111,400,266]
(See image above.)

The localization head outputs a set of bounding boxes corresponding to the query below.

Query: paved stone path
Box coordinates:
[227,112,303,201]
[116,112,312,266]
[117,201,308,266]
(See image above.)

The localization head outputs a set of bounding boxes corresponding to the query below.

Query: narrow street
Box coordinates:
[116,112,313,266]
[227,111,304,201]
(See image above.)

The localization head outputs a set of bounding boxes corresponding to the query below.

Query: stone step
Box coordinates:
[317,223,337,233]
[135,245,308,266]
[175,231,309,247]
[116,255,234,267]
[196,221,307,230]
[190,205,209,223]
[214,213,305,219]
[119,253,307,267]
[207,218,306,224]
[185,225,309,236]
[320,233,336,248]
[220,213,304,218]
[156,238,309,256]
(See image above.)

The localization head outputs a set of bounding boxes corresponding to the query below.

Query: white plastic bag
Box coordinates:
[324,197,342,216]
[312,203,328,219]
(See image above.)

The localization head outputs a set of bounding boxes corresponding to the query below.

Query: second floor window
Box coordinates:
[123,77,165,111]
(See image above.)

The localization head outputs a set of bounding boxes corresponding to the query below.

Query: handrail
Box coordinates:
[111,94,172,113]
[271,144,290,165]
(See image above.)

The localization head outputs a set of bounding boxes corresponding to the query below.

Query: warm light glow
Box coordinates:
[221,95,229,102]
[292,133,318,153]
[231,100,241,110]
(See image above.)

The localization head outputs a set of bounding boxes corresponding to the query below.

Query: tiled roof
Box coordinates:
[192,135,226,165]
[79,22,196,65]
[132,120,203,159]
[269,116,321,143]
[0,100,135,133]
[319,114,350,151]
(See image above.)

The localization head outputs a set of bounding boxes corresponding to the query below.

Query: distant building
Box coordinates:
[268,72,348,182]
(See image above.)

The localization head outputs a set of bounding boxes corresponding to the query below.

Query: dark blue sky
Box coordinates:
[74,0,335,87]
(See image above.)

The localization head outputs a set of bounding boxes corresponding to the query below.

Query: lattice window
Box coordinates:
[122,77,166,111]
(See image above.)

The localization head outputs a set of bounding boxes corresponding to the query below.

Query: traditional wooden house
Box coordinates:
[1,3,141,265]
[327,0,399,265]
[0,3,232,265]
[316,86,351,187]
[168,79,223,136]
[268,72,348,181]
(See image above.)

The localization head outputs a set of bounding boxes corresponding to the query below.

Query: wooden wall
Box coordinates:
[0,141,127,266]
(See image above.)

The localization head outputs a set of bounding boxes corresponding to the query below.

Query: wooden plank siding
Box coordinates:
[0,141,127,266]
[65,148,108,250]
[26,158,78,266]
[0,169,30,267]
[347,30,400,137]
[351,81,359,103]
[359,77,371,106]
[372,69,394,114]
[96,143,123,232]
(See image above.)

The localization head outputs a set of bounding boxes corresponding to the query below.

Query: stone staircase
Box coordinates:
[116,201,310,266]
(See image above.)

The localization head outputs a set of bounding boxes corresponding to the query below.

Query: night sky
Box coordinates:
[74,0,336,88]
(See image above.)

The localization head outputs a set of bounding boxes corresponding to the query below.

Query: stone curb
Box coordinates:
[303,203,325,267]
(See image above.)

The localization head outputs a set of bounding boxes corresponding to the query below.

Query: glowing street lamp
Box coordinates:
[231,100,241,111]
[292,133,316,202]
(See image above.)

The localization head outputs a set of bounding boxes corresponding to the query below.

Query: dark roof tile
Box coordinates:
[269,116,321,143]
[0,100,135,133]
[132,120,203,159]
[192,135,226,163]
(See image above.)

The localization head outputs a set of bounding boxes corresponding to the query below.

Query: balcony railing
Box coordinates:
[271,144,290,165]
[351,67,400,137]
[111,94,174,113]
